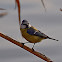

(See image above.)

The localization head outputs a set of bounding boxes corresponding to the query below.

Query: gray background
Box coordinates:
[0,0,62,62]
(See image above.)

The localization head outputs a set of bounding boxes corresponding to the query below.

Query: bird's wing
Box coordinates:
[27,27,59,41]
[27,27,47,38]
[27,27,36,35]
[35,30,48,38]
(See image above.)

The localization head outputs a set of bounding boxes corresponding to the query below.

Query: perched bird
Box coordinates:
[15,0,58,50]
[20,20,58,50]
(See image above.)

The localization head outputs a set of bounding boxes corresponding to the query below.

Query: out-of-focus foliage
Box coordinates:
[0,8,8,18]
[0,8,6,10]
[0,12,8,18]
[60,8,62,11]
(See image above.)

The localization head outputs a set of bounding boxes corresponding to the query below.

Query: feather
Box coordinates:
[27,27,47,38]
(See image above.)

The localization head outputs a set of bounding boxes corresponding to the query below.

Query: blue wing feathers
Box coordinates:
[27,27,35,35]
[27,27,47,38]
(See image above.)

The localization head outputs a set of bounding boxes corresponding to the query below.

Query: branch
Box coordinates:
[0,12,8,18]
[16,0,21,27]
[0,32,53,62]
[0,8,6,10]
[41,0,46,11]
[60,8,62,11]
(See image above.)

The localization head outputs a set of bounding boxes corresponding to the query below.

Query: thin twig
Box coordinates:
[0,8,6,10]
[41,0,46,11]
[0,32,53,62]
[0,12,8,17]
[16,0,21,27]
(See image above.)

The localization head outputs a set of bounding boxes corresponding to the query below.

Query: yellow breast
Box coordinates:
[20,28,44,43]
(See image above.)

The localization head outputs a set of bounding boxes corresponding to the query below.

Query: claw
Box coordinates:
[21,43,25,48]
[32,48,35,51]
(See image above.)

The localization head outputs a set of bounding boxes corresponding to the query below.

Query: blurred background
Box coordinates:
[0,0,62,62]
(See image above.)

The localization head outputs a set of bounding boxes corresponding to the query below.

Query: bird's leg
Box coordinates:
[32,43,35,51]
[21,43,25,48]
[21,42,29,48]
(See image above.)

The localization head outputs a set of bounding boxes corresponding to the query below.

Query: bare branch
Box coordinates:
[0,12,8,18]
[41,0,46,11]
[0,8,6,10]
[0,32,53,62]
[15,0,21,27]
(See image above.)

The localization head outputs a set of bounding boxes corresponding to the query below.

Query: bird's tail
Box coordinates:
[47,37,59,41]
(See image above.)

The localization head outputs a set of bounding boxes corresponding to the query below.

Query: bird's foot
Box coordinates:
[32,48,35,52]
[21,43,25,48]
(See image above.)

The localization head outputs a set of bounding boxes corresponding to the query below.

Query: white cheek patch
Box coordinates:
[29,24,31,27]
[21,25,26,29]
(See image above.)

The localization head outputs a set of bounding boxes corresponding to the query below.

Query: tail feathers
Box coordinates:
[47,37,59,41]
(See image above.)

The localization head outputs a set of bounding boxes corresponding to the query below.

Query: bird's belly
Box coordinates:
[21,29,44,43]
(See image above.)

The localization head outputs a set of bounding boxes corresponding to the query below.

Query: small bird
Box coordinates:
[20,20,59,50]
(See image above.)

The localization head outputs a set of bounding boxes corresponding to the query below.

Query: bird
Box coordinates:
[20,20,59,50]
[15,0,58,50]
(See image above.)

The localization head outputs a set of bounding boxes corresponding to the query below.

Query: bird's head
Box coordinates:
[21,20,31,29]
